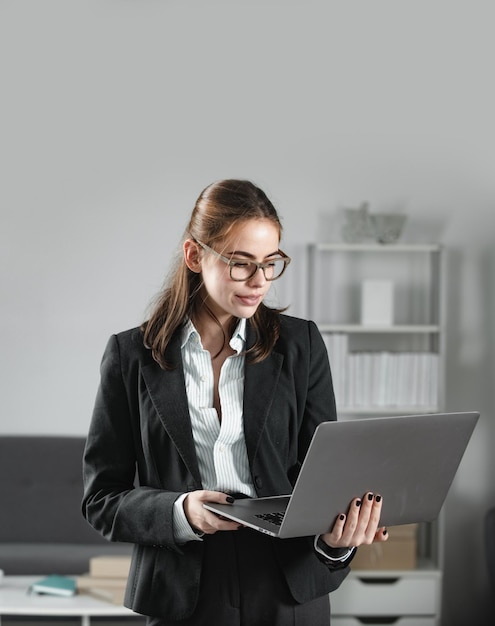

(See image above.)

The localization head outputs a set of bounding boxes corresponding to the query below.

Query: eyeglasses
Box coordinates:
[195,239,291,282]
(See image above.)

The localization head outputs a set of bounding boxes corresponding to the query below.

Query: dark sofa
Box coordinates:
[0,436,132,575]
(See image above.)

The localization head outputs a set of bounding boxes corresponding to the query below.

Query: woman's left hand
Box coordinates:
[320,492,388,549]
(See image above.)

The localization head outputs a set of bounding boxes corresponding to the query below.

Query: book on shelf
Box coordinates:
[28,574,76,597]
[324,333,439,410]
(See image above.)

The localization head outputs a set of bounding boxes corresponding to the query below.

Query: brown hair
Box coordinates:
[142,179,286,369]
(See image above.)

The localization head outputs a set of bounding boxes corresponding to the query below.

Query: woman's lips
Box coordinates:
[236,294,262,306]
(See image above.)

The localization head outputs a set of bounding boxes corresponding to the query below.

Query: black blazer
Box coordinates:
[82,314,349,620]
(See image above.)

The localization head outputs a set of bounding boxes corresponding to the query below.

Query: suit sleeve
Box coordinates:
[82,335,184,552]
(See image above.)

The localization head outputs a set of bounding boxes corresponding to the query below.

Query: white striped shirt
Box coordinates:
[173,318,255,543]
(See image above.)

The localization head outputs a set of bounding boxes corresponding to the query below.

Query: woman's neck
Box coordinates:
[191,311,235,357]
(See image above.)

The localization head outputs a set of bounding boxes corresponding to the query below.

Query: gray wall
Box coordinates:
[1,1,494,623]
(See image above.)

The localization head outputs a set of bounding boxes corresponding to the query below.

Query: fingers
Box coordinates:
[322,492,385,549]
[321,512,347,548]
[183,490,241,535]
[346,492,384,545]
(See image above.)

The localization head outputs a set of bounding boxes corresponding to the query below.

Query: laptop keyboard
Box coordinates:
[255,511,285,526]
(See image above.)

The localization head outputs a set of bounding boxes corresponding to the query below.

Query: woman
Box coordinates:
[82,179,387,625]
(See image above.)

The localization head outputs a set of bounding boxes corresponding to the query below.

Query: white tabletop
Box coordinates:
[0,576,138,617]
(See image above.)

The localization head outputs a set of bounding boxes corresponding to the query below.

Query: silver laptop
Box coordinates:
[204,411,479,538]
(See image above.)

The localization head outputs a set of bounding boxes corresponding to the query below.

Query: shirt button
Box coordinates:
[200,375,207,382]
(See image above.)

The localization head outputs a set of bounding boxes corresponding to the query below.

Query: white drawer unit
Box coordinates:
[330,570,441,622]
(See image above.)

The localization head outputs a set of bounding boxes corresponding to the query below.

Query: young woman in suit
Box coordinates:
[82,179,388,625]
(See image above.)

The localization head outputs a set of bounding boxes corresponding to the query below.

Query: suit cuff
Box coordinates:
[314,535,355,563]
[173,493,204,543]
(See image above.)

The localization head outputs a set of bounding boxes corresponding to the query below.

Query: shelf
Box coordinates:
[318,324,441,334]
[338,407,440,416]
[311,242,441,253]
[307,239,445,623]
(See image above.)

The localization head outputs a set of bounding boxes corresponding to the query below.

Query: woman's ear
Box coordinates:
[183,239,202,273]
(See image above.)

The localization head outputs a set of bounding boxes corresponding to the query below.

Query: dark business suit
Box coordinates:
[82,314,350,621]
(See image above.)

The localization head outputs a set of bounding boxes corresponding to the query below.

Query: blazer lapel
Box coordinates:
[243,325,284,466]
[140,333,202,486]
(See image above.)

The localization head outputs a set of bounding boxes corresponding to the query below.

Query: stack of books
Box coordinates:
[76,555,132,605]
[324,333,439,409]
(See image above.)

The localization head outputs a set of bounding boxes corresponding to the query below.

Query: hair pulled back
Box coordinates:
[142,179,285,369]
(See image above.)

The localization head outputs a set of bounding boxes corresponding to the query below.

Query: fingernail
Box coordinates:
[356,499,362,507]
[339,514,345,521]
[226,496,235,503]
[383,528,388,536]
[367,493,373,501]
[375,495,382,503]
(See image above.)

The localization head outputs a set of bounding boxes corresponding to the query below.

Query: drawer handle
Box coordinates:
[355,618,401,625]
[356,577,400,585]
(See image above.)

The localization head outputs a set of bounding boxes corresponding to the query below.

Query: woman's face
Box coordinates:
[194,218,281,323]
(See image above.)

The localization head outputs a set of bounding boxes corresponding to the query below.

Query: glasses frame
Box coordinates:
[194,239,291,282]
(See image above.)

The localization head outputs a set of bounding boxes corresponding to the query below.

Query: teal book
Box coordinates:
[29,574,77,597]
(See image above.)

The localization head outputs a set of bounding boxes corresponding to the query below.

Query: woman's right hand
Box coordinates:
[183,490,242,535]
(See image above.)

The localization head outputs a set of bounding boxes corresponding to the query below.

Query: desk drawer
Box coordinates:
[332,619,437,626]
[330,572,441,616]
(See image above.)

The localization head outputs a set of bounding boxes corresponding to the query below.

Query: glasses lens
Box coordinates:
[263,258,287,280]
[230,258,287,281]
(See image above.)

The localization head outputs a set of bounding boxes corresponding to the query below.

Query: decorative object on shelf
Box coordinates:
[361,279,394,326]
[341,202,372,243]
[369,212,407,244]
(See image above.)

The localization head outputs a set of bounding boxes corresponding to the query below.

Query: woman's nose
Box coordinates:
[247,266,267,286]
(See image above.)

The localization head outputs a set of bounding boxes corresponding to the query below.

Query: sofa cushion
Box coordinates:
[0,542,132,575]
[0,435,134,575]
[0,436,107,544]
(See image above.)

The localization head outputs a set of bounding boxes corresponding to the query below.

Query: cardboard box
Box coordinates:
[89,555,131,578]
[351,524,418,570]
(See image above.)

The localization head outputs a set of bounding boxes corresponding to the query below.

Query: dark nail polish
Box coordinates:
[356,499,362,507]
[339,514,345,521]
[375,495,382,503]
[368,493,373,501]
[226,496,235,503]
[383,528,388,536]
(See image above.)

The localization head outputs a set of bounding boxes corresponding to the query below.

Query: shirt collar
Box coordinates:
[181,317,246,352]
[230,318,246,353]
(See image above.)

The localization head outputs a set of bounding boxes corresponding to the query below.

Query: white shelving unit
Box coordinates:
[307,242,445,626]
